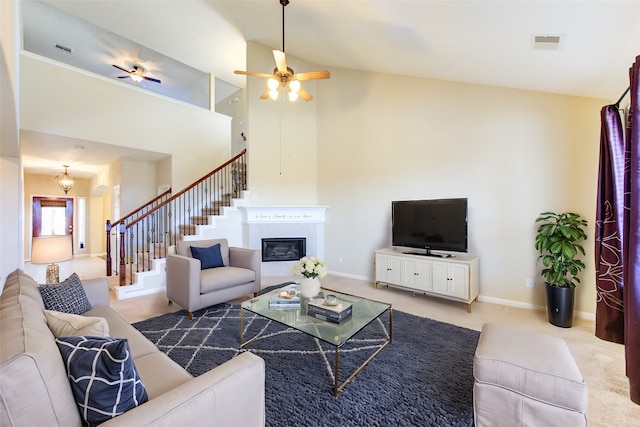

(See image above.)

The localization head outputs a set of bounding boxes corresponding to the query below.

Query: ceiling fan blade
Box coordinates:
[295,70,331,81]
[112,64,131,73]
[143,76,161,84]
[273,50,287,74]
[298,87,313,102]
[117,76,130,79]
[234,70,273,78]
[259,90,271,100]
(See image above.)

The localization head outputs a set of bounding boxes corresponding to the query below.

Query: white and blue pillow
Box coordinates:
[39,272,92,314]
[56,336,148,426]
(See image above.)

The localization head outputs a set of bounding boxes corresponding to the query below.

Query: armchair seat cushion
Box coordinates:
[201,267,256,294]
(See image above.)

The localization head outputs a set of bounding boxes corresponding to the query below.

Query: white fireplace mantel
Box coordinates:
[240,206,328,276]
[241,206,328,224]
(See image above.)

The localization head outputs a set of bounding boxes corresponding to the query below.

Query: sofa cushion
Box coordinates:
[45,310,109,337]
[56,336,149,426]
[191,243,225,269]
[0,268,46,311]
[200,266,256,294]
[38,273,92,315]
[1,270,83,427]
[134,352,193,399]
[85,306,160,359]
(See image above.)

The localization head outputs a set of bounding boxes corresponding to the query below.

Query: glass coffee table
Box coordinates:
[240,286,392,396]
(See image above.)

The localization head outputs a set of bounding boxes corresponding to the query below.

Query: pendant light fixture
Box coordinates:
[56,165,74,194]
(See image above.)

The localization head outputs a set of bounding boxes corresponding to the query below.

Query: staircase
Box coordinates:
[106,150,247,300]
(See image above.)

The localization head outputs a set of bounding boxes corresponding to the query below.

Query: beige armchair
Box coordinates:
[166,238,261,320]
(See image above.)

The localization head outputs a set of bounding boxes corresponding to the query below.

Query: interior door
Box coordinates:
[33,196,74,238]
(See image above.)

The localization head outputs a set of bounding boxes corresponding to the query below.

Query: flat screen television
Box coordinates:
[392,198,468,254]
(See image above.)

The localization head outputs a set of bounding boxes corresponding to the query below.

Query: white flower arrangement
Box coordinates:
[292,256,327,279]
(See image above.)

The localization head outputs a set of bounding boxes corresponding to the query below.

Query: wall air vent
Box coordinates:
[531,34,564,51]
[55,43,72,53]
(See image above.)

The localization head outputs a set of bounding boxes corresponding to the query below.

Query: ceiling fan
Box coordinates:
[234,0,330,102]
[112,64,161,84]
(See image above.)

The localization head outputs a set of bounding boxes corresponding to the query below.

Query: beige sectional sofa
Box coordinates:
[0,269,265,426]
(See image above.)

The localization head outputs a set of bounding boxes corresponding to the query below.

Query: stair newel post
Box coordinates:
[105,220,112,276]
[119,222,126,287]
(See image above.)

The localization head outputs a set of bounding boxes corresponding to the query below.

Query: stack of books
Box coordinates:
[307,298,353,324]
[268,286,301,309]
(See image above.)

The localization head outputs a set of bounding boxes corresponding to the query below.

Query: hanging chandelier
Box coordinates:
[56,165,74,194]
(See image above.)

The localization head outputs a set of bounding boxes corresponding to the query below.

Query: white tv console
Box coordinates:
[374,247,480,312]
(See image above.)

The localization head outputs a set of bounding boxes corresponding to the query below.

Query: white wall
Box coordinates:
[120,157,159,215]
[245,42,319,206]
[0,0,22,289]
[216,88,247,156]
[315,68,603,316]
[19,53,232,191]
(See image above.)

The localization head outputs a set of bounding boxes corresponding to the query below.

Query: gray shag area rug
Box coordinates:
[132,288,479,426]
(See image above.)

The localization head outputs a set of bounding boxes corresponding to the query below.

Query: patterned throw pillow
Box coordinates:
[191,243,224,269]
[56,336,148,426]
[38,273,92,314]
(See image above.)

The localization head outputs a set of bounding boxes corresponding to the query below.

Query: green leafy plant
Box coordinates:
[534,211,588,288]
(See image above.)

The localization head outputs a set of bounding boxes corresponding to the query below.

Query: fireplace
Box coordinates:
[242,206,327,275]
[262,238,306,262]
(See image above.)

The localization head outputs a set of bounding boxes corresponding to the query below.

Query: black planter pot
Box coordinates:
[545,283,575,328]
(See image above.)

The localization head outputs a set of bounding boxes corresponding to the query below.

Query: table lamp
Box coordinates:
[31,235,73,284]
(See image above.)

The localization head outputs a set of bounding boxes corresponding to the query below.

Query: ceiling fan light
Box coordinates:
[267,78,279,90]
[269,89,279,100]
[130,74,143,83]
[288,90,299,102]
[289,80,301,93]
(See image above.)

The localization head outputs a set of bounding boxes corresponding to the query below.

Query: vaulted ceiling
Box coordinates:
[18,0,640,178]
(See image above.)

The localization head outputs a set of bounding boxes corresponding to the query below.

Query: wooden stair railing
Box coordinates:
[105,189,172,275]
[106,149,247,286]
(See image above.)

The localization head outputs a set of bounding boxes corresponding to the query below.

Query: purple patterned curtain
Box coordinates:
[624,55,640,405]
[596,55,640,405]
[595,105,625,344]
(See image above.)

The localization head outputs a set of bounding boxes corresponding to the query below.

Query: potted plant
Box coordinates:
[534,211,588,328]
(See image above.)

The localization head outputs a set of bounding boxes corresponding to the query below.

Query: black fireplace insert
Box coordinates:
[262,238,306,262]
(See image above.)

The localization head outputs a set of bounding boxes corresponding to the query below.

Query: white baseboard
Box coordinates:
[477,295,595,320]
[328,270,370,282]
[328,270,596,321]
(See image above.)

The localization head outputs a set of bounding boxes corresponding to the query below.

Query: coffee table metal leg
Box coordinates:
[333,307,392,396]
[334,348,339,396]
[239,307,244,345]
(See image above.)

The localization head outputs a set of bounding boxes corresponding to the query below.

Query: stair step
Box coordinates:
[180,224,197,235]
[190,215,209,225]
[201,208,221,215]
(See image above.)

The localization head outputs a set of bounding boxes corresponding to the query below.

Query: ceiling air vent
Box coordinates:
[531,34,564,51]
[55,43,72,53]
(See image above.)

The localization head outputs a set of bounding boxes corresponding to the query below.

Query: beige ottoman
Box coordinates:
[473,323,587,426]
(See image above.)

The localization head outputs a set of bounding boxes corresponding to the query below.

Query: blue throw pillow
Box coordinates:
[56,336,148,427]
[39,272,92,315]
[191,244,224,269]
